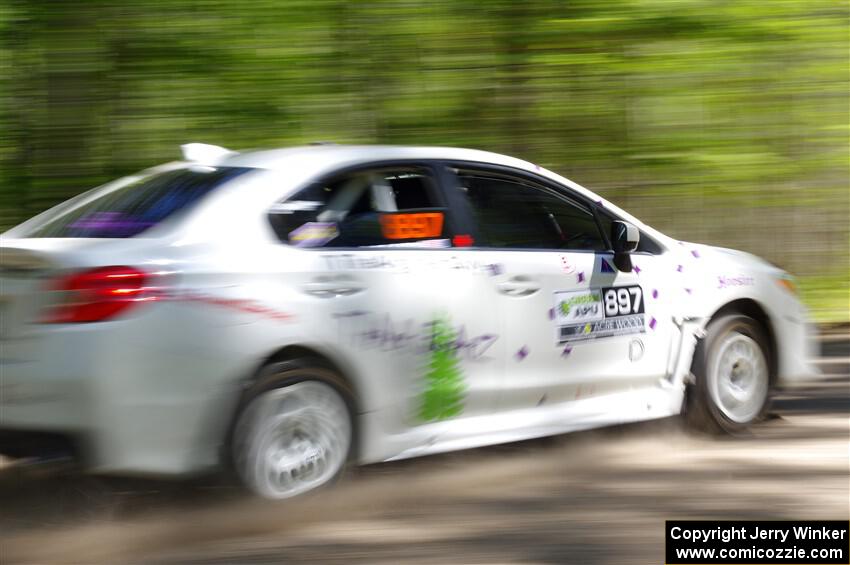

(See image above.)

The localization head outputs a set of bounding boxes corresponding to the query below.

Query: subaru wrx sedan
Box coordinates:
[0,144,818,498]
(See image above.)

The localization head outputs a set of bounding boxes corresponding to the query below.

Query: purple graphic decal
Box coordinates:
[561,345,573,358]
[515,346,529,361]
[548,308,556,320]
[648,317,657,330]
[633,264,642,275]
[652,289,659,299]
[577,271,585,284]
[691,249,700,258]
[595,199,604,207]
[684,288,693,294]
[487,263,504,276]
[676,264,684,273]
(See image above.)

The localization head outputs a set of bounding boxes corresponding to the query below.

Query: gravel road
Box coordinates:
[1,337,847,564]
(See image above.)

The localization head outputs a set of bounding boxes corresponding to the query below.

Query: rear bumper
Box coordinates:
[0,308,247,477]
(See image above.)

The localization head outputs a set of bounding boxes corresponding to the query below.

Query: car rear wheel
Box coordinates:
[232,362,353,499]
[687,314,771,433]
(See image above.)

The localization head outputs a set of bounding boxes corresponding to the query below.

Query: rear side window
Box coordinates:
[455,169,607,251]
[268,167,449,248]
[24,167,252,238]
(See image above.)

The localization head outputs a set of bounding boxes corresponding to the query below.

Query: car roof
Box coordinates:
[218,144,541,174]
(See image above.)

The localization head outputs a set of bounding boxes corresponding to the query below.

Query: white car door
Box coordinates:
[266,163,504,460]
[448,166,677,413]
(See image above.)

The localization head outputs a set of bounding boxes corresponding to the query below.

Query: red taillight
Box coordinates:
[43,266,157,323]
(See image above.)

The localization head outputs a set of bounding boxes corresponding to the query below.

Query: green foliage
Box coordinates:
[419,316,466,422]
[799,273,850,324]
[0,0,847,319]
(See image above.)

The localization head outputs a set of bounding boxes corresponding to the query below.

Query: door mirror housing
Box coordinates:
[611,220,640,272]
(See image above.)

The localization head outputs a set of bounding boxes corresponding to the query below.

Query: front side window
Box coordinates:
[268,167,449,248]
[24,167,252,238]
[455,169,606,251]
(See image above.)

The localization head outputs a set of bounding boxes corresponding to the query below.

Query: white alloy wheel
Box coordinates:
[234,380,352,499]
[707,331,769,424]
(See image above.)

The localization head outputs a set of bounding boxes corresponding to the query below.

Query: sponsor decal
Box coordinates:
[333,311,498,360]
[556,290,603,324]
[322,253,500,275]
[717,274,755,289]
[365,238,450,249]
[554,285,645,343]
[289,222,338,247]
[559,255,576,274]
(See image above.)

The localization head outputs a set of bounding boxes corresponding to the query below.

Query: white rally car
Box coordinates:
[0,144,818,498]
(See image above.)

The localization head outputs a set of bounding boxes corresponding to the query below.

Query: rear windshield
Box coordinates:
[25,166,252,238]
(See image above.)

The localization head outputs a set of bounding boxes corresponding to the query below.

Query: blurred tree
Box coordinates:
[0,0,847,318]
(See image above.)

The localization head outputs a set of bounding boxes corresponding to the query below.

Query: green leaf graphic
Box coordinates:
[419,316,466,422]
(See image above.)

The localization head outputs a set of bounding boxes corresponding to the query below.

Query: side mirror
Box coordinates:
[611,220,639,272]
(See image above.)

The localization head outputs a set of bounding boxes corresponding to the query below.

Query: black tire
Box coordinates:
[230,358,355,499]
[686,314,772,434]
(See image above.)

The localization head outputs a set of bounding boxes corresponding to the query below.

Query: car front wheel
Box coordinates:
[687,314,771,433]
[232,363,353,499]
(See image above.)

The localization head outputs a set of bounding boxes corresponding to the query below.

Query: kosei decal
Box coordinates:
[718,275,755,289]
[554,285,646,343]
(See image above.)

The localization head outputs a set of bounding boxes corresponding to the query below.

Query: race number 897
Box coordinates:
[603,286,644,317]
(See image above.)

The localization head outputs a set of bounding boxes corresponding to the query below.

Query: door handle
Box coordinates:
[496,277,540,297]
[302,277,365,298]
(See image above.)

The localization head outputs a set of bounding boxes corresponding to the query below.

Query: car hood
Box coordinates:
[677,241,779,273]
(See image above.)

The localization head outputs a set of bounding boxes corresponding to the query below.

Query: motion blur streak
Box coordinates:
[0,0,847,320]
